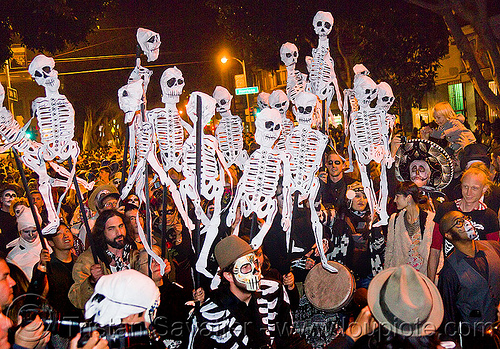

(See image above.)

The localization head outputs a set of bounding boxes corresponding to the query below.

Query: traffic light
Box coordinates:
[25,125,38,140]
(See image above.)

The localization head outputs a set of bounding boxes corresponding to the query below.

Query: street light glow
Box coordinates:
[220,56,228,64]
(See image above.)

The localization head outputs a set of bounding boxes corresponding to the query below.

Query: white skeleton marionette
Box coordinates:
[280,42,308,104]
[147,67,193,229]
[283,91,336,273]
[227,108,291,250]
[213,86,248,169]
[257,92,270,110]
[345,65,393,227]
[269,90,293,151]
[179,92,228,278]
[28,54,84,233]
[306,11,343,112]
[126,28,160,171]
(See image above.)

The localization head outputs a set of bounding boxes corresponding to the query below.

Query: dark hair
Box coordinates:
[45,222,71,241]
[395,181,427,205]
[91,210,137,267]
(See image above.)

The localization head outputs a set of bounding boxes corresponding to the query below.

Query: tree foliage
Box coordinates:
[207,0,450,109]
[0,0,111,63]
[406,0,500,113]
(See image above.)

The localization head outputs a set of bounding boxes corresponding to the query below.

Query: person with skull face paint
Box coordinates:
[191,236,368,348]
[437,211,500,348]
[427,166,500,282]
[0,184,22,253]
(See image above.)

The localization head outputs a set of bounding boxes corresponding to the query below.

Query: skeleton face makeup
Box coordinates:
[293,92,317,126]
[232,252,261,292]
[118,80,144,119]
[255,108,282,148]
[313,11,334,37]
[213,86,233,115]
[257,92,270,110]
[28,54,60,93]
[353,74,378,108]
[269,90,289,116]
[280,42,299,67]
[186,91,216,127]
[376,82,395,111]
[136,28,161,62]
[160,66,184,104]
[409,160,431,187]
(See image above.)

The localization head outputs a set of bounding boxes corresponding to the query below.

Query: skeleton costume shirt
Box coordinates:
[432,199,500,257]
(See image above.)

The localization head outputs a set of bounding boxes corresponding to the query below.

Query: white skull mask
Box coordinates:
[186,91,216,127]
[137,28,161,62]
[280,42,298,67]
[28,54,60,92]
[353,74,378,108]
[269,90,289,116]
[118,80,143,121]
[257,92,270,110]
[160,66,184,104]
[213,86,233,115]
[232,253,261,292]
[293,92,317,126]
[376,82,395,111]
[255,108,282,148]
[313,11,334,37]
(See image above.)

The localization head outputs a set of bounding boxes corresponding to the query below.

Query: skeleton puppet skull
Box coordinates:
[213,86,233,114]
[186,91,216,127]
[353,74,378,108]
[313,11,334,37]
[28,54,60,93]
[257,92,270,110]
[280,42,299,67]
[137,28,161,62]
[376,82,395,112]
[255,108,282,148]
[160,66,185,104]
[293,91,317,126]
[269,90,289,116]
[118,79,144,119]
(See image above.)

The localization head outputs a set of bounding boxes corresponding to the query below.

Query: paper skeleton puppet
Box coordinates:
[213,86,248,169]
[283,91,336,272]
[180,92,229,278]
[29,54,85,233]
[257,92,270,110]
[227,108,291,250]
[344,65,394,227]
[137,28,161,62]
[269,90,293,151]
[280,42,308,104]
[306,11,343,112]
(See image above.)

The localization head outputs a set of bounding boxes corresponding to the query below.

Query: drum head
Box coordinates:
[304,261,356,312]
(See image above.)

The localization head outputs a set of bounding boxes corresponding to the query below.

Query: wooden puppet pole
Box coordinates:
[68,157,98,264]
[161,185,168,258]
[12,149,47,250]
[194,94,203,289]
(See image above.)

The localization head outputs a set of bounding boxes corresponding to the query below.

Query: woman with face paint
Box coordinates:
[427,164,500,282]
[385,181,435,277]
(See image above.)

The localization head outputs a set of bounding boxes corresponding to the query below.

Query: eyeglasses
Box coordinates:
[327,160,342,166]
[445,217,466,234]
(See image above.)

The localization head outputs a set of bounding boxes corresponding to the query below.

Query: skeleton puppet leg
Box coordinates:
[309,178,337,273]
[373,160,389,227]
[249,199,278,250]
[358,164,377,228]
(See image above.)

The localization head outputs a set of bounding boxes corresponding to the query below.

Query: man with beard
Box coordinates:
[68,209,166,309]
[438,211,500,348]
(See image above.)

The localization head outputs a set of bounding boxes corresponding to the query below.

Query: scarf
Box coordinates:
[105,244,131,271]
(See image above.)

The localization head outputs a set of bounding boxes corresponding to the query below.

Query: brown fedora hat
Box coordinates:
[367,265,443,337]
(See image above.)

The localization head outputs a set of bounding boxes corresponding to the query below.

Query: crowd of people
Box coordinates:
[0,100,499,348]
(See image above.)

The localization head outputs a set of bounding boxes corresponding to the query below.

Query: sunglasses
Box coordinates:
[3,193,17,198]
[327,160,342,166]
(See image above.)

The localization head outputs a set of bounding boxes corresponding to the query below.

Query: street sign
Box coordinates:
[10,46,27,69]
[235,86,259,95]
[7,87,18,102]
[234,74,245,89]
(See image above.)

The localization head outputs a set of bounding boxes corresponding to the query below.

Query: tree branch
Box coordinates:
[404,0,448,14]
